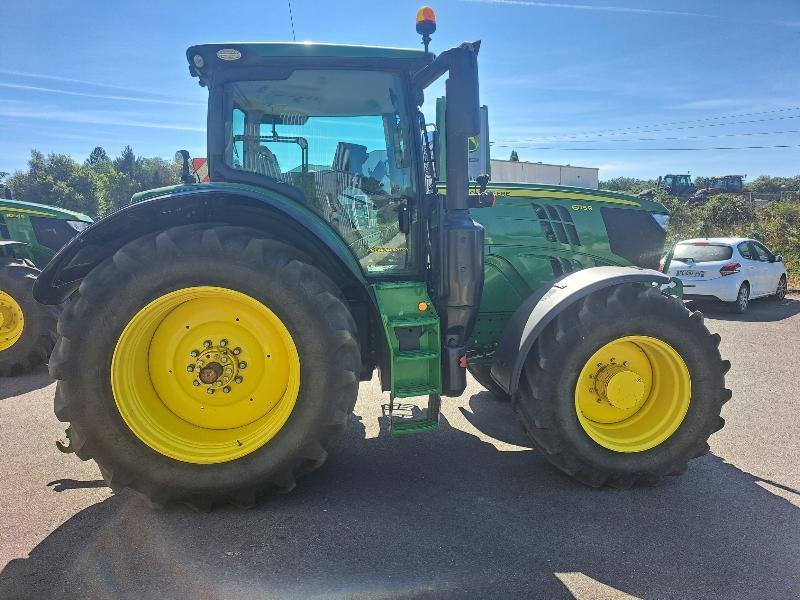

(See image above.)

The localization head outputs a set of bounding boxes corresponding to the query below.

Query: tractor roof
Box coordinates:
[187,42,432,82]
[0,198,93,222]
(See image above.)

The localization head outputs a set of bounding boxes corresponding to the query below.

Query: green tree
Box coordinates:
[7,150,101,215]
[86,146,110,167]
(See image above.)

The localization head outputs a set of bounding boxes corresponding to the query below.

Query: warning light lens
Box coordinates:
[418,301,429,312]
[416,6,437,35]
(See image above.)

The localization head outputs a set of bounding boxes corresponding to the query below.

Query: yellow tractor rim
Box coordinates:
[111,286,300,464]
[575,335,690,453]
[0,290,25,352]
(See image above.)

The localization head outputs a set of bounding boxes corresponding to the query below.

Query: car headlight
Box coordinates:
[66,220,91,233]
[651,214,669,232]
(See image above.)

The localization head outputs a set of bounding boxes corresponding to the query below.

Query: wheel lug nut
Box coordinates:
[239,361,247,369]
[215,380,223,387]
[190,350,199,358]
[234,376,243,384]
[220,339,228,347]
[623,361,629,367]
[187,365,195,372]
[193,380,200,387]
[223,386,231,393]
[610,357,616,363]
[203,340,212,348]
[207,388,214,395]
[233,347,242,355]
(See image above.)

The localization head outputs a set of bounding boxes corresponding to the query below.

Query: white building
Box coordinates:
[490,159,599,189]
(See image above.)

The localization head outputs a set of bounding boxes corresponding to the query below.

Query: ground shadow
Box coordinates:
[688,296,800,323]
[0,365,54,400]
[46,479,107,492]
[2,396,798,599]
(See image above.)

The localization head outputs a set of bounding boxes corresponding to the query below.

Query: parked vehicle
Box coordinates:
[664,237,787,313]
[0,194,93,375]
[637,173,696,200]
[34,8,730,508]
[693,175,747,201]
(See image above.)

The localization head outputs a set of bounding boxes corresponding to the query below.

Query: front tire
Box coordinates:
[0,260,58,376]
[50,225,360,509]
[513,284,730,488]
[775,276,787,301]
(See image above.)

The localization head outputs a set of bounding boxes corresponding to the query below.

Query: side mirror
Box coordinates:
[774,255,783,263]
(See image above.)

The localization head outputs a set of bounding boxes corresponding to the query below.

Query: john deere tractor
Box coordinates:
[34,8,730,508]
[0,191,92,375]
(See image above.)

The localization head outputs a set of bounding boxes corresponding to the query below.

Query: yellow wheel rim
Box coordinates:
[575,335,690,453]
[111,286,300,464]
[0,291,25,352]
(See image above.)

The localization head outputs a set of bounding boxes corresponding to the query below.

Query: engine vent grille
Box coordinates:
[532,203,581,246]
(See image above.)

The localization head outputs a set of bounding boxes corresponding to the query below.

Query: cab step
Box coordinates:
[387,394,441,437]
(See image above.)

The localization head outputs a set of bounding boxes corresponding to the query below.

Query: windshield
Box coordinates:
[223,69,416,274]
[673,243,733,262]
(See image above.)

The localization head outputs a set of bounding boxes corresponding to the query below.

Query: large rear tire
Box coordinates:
[50,225,360,509]
[0,260,58,376]
[514,284,730,488]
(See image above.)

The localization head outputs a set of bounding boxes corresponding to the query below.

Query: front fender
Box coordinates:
[489,266,672,395]
[33,183,367,304]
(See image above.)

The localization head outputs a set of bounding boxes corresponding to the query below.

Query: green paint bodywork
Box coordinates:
[132,181,366,283]
[0,198,93,267]
[465,183,668,355]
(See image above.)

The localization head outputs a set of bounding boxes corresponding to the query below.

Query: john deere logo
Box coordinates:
[468,136,479,153]
[216,48,242,61]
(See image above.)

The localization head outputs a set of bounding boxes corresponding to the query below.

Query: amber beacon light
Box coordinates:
[416,6,437,53]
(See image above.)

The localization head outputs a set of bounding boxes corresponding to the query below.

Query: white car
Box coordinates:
[664,237,788,313]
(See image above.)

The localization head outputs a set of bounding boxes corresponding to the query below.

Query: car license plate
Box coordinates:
[676,270,704,278]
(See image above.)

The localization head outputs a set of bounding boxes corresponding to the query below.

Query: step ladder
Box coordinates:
[372,282,442,436]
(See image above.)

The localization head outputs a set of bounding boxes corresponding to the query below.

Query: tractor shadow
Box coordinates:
[0,365,54,400]
[1,394,798,600]
[687,296,800,323]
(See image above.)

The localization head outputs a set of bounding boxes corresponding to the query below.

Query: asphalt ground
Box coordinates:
[1,295,798,600]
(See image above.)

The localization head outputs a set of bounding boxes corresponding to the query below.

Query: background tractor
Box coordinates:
[0,188,92,375]
[637,173,696,200]
[34,8,730,509]
[693,174,747,201]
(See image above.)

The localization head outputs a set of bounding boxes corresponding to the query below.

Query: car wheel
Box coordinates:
[775,276,787,301]
[732,283,749,314]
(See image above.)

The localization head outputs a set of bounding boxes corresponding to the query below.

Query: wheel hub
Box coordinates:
[574,335,691,453]
[111,286,300,464]
[594,364,645,410]
[0,291,24,352]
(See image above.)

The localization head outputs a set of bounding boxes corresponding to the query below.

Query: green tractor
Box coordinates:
[34,10,730,508]
[0,190,92,375]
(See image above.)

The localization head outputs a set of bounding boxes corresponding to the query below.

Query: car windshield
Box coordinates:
[673,243,733,262]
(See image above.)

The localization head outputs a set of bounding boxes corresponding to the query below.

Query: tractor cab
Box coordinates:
[710,175,745,193]
[662,174,694,195]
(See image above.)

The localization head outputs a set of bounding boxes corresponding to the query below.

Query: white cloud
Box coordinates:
[461,0,712,18]
[0,82,204,107]
[0,105,205,133]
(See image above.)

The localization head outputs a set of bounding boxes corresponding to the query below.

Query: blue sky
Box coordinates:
[1,0,799,180]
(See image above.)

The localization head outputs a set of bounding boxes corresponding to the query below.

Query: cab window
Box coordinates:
[751,242,773,262]
[223,70,416,275]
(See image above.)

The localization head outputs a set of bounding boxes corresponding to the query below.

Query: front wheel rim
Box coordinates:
[111,286,301,464]
[0,291,25,352]
[574,335,691,453]
[777,279,786,298]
